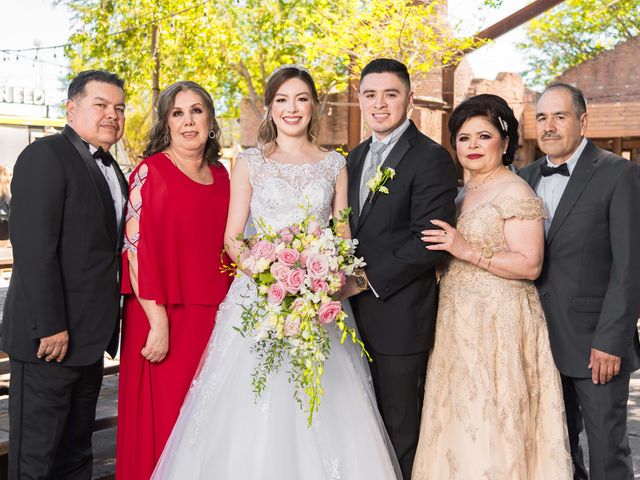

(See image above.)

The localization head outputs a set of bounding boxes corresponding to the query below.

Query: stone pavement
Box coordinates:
[629,372,640,477]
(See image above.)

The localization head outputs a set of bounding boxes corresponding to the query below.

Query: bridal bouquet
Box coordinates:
[236,208,369,425]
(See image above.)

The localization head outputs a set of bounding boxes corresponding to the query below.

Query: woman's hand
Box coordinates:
[141,319,169,363]
[422,219,473,262]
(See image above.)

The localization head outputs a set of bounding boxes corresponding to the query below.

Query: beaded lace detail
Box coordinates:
[122,165,148,254]
[241,148,345,231]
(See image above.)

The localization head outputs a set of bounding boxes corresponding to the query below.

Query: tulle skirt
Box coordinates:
[152,274,401,480]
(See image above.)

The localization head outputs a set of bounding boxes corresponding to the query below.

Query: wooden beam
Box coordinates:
[471,0,566,45]
[613,137,623,155]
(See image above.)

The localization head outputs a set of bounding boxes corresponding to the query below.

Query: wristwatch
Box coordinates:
[354,268,370,291]
[482,246,493,259]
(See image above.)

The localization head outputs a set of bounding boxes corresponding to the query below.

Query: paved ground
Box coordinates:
[628,373,640,477]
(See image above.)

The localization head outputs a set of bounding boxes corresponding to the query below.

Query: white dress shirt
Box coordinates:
[88,144,125,225]
[536,137,588,235]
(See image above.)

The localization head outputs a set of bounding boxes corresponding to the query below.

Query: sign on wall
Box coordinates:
[0,86,46,106]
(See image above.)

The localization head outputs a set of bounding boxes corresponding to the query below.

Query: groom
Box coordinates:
[343,58,457,478]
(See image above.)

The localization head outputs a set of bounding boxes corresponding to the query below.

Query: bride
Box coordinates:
[152,65,401,479]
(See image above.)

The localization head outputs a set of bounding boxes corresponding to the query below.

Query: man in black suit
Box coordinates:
[342,58,457,479]
[2,70,128,479]
[519,83,640,480]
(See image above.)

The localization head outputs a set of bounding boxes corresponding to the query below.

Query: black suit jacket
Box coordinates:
[347,121,457,355]
[2,125,128,366]
[519,140,640,377]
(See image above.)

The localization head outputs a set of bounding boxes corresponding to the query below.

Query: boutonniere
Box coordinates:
[366,166,396,200]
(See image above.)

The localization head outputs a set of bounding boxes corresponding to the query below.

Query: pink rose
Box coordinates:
[251,240,276,261]
[284,268,306,294]
[284,315,301,336]
[278,227,294,244]
[267,282,286,305]
[306,254,330,279]
[277,248,300,267]
[299,249,311,268]
[307,219,321,236]
[310,278,329,293]
[317,300,342,325]
[270,262,290,282]
[337,271,347,288]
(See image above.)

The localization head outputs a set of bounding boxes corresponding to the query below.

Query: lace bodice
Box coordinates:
[456,195,545,255]
[241,148,345,230]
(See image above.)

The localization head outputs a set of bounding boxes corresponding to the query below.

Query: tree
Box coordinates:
[61,0,479,158]
[518,0,639,86]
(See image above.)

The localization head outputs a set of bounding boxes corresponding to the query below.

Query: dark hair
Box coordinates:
[258,66,321,157]
[360,58,411,91]
[144,81,222,166]
[68,70,125,101]
[540,83,587,118]
[448,94,519,166]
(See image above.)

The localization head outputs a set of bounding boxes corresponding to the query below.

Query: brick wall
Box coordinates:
[555,36,640,104]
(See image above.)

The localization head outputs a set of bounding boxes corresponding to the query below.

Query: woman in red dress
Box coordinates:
[116,81,231,479]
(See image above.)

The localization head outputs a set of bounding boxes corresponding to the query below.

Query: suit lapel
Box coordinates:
[355,123,415,235]
[546,141,598,244]
[62,125,118,243]
[348,140,371,229]
[525,158,544,192]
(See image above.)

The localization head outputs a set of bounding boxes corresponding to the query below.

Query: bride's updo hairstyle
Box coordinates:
[258,65,321,156]
[448,94,519,166]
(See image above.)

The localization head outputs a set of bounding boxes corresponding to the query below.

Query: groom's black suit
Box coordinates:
[348,120,457,478]
[520,140,640,480]
[2,125,127,478]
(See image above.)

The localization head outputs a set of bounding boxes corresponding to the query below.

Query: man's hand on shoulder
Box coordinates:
[38,330,69,363]
[589,347,621,384]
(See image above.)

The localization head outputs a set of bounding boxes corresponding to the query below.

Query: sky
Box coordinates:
[1,0,534,117]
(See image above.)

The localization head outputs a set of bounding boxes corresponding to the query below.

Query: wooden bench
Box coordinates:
[0,354,119,480]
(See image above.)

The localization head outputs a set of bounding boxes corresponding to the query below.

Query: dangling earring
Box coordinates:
[163,133,169,145]
[208,130,216,139]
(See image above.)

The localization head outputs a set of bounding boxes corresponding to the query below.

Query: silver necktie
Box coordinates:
[359,141,388,211]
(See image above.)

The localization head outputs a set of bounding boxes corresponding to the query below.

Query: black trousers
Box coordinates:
[8,358,103,480]
[366,348,429,480]
[562,373,634,480]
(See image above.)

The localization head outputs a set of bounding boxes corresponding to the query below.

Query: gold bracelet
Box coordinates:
[486,258,492,271]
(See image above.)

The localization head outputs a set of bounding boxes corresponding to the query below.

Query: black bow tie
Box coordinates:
[92,147,114,167]
[540,162,570,177]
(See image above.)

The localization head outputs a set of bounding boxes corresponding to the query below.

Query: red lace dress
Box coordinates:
[116,152,231,479]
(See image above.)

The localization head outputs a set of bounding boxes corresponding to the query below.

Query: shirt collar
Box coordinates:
[545,137,587,175]
[372,118,410,146]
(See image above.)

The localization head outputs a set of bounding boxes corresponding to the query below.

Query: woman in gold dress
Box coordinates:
[412,94,573,479]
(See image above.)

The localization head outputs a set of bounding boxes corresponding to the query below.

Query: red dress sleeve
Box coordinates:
[121,153,232,306]
[121,157,177,304]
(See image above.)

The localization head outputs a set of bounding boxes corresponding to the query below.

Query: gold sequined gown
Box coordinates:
[412,196,573,480]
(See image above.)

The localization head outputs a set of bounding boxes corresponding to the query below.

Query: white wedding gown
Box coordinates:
[152,149,401,480]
